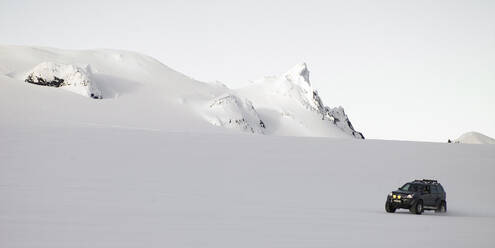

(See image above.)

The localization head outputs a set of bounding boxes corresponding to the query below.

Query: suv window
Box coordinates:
[400,183,424,192]
[431,185,439,193]
[438,184,445,193]
[400,183,412,191]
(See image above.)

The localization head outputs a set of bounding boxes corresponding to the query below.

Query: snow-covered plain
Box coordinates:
[1,127,494,248]
[1,46,495,247]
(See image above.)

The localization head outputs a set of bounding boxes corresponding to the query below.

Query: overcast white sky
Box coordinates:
[1,0,494,141]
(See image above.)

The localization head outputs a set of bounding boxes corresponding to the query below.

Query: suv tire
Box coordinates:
[409,200,423,215]
[435,201,447,213]
[385,202,396,213]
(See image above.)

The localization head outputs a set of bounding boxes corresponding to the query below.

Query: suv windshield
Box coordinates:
[399,183,424,192]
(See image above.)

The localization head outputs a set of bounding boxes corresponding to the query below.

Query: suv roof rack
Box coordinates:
[413,179,438,184]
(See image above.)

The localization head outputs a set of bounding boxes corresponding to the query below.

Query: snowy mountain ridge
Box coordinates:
[238,63,364,138]
[0,45,363,139]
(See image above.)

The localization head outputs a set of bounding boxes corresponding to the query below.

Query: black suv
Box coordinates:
[385,179,447,215]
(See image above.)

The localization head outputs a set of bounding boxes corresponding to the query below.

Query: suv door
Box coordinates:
[423,185,435,206]
[430,185,442,206]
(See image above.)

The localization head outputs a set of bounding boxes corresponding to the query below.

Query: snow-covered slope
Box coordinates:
[201,94,266,134]
[0,45,362,138]
[0,45,218,132]
[453,131,495,144]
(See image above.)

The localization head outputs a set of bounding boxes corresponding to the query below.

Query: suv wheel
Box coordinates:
[385,201,396,213]
[410,200,423,215]
[435,201,447,213]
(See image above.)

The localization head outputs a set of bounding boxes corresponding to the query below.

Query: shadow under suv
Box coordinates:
[385,179,447,215]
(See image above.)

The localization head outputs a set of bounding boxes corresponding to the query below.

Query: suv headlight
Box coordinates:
[388,192,393,196]
[407,194,413,199]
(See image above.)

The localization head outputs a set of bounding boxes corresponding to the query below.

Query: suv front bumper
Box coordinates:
[386,196,417,209]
